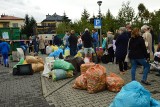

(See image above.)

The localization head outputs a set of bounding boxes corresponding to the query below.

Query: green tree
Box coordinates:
[149,9,160,43]
[138,3,146,23]
[21,14,36,38]
[81,9,90,21]
[117,1,135,26]
[62,12,71,23]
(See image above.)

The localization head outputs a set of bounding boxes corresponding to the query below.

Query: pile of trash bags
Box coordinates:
[73,63,125,93]
[13,56,44,73]
[106,73,125,92]
[109,81,160,107]
[46,45,59,55]
[42,58,74,81]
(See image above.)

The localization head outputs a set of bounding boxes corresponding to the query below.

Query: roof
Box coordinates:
[0,15,24,20]
[42,13,63,22]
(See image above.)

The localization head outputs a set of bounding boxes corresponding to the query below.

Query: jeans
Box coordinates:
[93,42,99,52]
[77,44,82,51]
[131,59,150,81]
[70,46,77,56]
[2,53,8,65]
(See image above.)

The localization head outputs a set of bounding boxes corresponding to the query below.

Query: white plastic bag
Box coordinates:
[42,63,51,78]
[46,46,52,55]
[84,57,90,63]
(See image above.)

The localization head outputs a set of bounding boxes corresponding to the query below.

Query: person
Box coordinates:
[0,38,2,65]
[115,27,129,74]
[128,28,151,85]
[68,30,78,56]
[141,25,153,61]
[77,33,83,51]
[102,33,107,51]
[0,39,10,67]
[113,31,119,64]
[126,23,132,38]
[33,35,39,53]
[20,39,28,55]
[63,31,70,48]
[107,31,114,62]
[38,36,45,54]
[29,36,33,53]
[92,29,99,52]
[81,28,93,60]
[150,26,155,54]
[53,34,61,46]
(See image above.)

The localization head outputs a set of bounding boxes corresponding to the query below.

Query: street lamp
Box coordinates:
[97,1,102,46]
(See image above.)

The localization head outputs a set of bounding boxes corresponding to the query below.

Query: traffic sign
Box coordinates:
[94,19,101,29]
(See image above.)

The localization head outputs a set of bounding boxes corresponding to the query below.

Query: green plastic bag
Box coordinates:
[50,69,67,81]
[13,58,24,68]
[53,60,75,71]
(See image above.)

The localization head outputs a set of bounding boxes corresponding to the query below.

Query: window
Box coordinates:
[3,23,9,28]
[12,23,18,27]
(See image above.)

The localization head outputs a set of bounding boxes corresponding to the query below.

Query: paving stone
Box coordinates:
[0,59,50,107]
[41,59,160,106]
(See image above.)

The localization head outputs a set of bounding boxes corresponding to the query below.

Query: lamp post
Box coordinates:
[97,1,102,46]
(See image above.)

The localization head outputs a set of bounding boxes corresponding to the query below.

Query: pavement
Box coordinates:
[0,60,50,107]
[0,55,160,107]
[41,61,160,107]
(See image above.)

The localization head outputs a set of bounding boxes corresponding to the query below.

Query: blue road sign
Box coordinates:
[94,19,101,29]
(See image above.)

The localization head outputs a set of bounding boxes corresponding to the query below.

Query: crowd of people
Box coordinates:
[0,24,160,85]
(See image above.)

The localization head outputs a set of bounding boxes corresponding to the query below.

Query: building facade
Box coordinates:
[0,14,25,28]
[36,13,65,34]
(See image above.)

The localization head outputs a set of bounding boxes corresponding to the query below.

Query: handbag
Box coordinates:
[125,39,131,62]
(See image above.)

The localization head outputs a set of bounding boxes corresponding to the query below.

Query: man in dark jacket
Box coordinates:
[115,27,129,74]
[81,28,93,58]
[68,30,78,56]
[53,35,61,46]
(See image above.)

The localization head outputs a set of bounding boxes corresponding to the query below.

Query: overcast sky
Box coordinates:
[0,0,160,22]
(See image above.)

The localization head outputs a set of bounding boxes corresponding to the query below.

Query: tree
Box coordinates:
[149,9,160,43]
[81,9,90,21]
[138,3,146,23]
[89,14,96,24]
[102,9,117,33]
[21,14,37,38]
[62,12,71,23]
[117,1,135,26]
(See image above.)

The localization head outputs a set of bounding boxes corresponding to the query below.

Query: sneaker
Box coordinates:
[141,80,151,85]
[7,64,9,67]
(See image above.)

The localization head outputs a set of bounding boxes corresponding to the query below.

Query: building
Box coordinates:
[0,14,25,28]
[37,13,68,34]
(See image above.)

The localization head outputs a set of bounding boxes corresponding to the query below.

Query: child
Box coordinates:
[0,39,10,67]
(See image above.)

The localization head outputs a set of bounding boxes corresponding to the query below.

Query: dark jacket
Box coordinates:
[53,35,61,46]
[0,42,10,54]
[115,32,129,60]
[81,31,93,48]
[68,34,78,47]
[128,36,147,59]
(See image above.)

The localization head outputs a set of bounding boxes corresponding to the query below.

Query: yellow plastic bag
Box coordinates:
[51,45,58,52]
[23,60,28,64]
[74,52,82,58]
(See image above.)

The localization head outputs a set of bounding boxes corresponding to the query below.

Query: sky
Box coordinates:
[0,0,160,23]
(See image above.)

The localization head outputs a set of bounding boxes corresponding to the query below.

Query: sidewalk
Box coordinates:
[1,55,160,107]
[41,63,160,107]
[0,61,50,107]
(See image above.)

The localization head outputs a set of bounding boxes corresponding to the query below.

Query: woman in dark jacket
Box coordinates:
[129,28,150,85]
[115,27,129,74]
